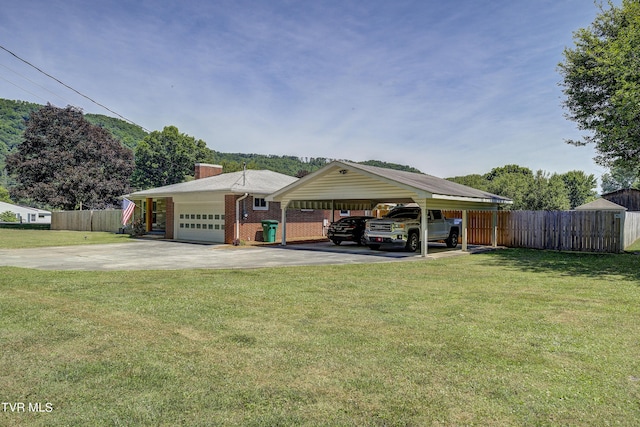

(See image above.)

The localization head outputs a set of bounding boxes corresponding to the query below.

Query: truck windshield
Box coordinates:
[385,209,419,219]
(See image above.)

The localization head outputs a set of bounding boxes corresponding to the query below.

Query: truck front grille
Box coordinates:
[369,223,392,232]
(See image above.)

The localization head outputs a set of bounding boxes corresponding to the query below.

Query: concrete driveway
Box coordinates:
[0,239,475,271]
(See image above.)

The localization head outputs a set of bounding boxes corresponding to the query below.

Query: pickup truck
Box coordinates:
[364,206,460,252]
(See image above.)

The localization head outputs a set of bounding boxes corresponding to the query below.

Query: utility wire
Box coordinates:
[0,63,73,106]
[0,44,149,132]
[0,74,50,104]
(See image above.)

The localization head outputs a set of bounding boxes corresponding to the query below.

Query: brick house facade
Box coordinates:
[130,164,367,244]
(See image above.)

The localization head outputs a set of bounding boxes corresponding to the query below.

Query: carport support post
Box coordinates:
[280,201,288,246]
[492,210,498,248]
[462,209,468,252]
[421,205,428,257]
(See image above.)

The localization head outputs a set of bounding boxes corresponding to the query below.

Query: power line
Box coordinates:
[0,74,50,104]
[0,63,73,106]
[0,44,150,132]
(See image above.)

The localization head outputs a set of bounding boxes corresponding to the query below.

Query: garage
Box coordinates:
[174,201,226,243]
[268,160,512,256]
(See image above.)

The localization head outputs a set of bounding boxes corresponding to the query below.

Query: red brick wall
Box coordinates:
[224,194,336,243]
[165,197,174,239]
[224,194,237,243]
[195,163,223,179]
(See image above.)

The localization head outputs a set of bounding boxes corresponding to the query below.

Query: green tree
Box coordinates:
[450,165,585,210]
[0,185,11,203]
[561,170,598,209]
[484,165,534,210]
[601,164,640,193]
[0,210,18,222]
[446,174,489,191]
[6,105,134,210]
[526,171,570,211]
[558,0,640,170]
[486,173,533,210]
[131,126,213,189]
[485,164,532,182]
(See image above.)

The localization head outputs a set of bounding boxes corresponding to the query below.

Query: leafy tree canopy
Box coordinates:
[562,170,598,209]
[210,152,422,177]
[0,210,18,222]
[601,164,640,193]
[131,126,214,189]
[6,104,134,210]
[0,185,12,203]
[85,114,147,150]
[447,165,596,210]
[558,0,640,171]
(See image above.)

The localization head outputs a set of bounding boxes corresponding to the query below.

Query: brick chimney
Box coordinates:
[195,163,223,179]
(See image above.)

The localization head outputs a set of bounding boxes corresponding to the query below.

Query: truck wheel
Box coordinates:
[406,231,419,252]
[331,239,341,245]
[446,230,459,248]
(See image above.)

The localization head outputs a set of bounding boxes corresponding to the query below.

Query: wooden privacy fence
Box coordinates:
[443,210,628,253]
[624,212,640,249]
[51,209,122,232]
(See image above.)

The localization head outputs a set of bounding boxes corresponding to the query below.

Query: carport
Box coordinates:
[267,160,512,257]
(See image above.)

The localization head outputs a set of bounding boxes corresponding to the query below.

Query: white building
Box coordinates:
[0,201,51,224]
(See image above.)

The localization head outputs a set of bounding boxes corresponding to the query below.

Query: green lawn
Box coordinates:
[0,229,132,248]
[1,249,639,426]
[627,238,640,252]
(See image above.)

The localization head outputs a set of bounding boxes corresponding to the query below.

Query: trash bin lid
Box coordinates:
[261,219,279,224]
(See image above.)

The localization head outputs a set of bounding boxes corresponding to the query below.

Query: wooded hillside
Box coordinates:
[0,98,422,185]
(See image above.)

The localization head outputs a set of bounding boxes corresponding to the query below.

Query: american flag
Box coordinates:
[121,198,136,226]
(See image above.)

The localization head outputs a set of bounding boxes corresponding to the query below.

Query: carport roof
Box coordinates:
[127,170,298,198]
[268,160,512,209]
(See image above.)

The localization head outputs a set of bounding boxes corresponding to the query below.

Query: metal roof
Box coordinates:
[268,160,512,208]
[128,170,298,198]
[347,161,510,202]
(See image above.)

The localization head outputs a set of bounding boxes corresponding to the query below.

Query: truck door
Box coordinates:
[428,210,447,239]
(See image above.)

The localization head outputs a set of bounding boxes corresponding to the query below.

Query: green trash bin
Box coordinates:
[261,220,279,243]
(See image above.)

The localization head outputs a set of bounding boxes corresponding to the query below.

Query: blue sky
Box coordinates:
[0,1,611,181]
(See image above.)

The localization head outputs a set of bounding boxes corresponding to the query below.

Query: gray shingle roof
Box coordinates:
[575,198,627,211]
[342,161,511,202]
[129,170,297,198]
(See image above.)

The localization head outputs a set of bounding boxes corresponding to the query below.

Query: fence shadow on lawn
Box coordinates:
[480,248,640,283]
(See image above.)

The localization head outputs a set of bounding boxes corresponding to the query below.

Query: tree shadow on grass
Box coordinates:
[479,248,640,283]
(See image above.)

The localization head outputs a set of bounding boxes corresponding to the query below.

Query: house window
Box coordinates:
[253,197,268,211]
[340,210,350,217]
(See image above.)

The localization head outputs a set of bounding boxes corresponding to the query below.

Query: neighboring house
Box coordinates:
[0,201,52,224]
[126,164,358,244]
[602,189,640,212]
[574,198,627,212]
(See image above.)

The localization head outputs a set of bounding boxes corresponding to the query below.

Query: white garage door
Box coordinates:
[175,202,225,243]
